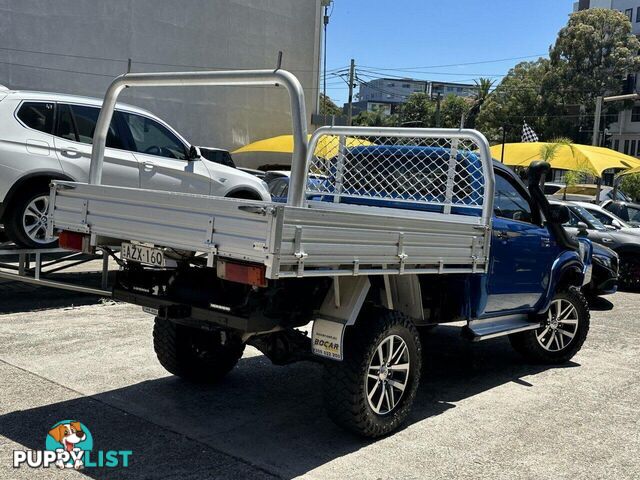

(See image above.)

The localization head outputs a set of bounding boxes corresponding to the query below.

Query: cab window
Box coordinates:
[493,174,533,223]
[17,102,55,134]
[119,112,187,160]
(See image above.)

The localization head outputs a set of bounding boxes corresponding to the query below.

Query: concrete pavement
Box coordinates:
[0,280,638,479]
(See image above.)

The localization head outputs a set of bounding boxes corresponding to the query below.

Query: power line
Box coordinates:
[357,54,547,72]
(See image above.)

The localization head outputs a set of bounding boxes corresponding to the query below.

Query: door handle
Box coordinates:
[495,231,510,240]
[61,148,82,159]
[143,161,156,170]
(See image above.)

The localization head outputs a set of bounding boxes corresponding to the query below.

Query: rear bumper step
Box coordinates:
[113,288,279,333]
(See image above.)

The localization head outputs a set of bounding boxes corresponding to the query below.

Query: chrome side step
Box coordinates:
[463,315,541,342]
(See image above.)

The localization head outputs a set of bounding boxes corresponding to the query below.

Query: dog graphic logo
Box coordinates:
[45,420,93,470]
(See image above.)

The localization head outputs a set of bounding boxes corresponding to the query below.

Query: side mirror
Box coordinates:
[577,221,589,235]
[188,145,201,160]
[547,204,570,224]
[611,219,623,229]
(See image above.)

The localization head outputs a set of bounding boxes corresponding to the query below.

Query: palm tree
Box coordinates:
[466,78,495,128]
[539,138,589,200]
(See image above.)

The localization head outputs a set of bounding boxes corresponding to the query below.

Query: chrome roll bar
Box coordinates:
[88,69,309,207]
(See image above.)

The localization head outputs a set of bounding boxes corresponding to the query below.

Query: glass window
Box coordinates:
[637,6,640,22]
[588,209,614,226]
[613,139,620,151]
[120,112,187,160]
[55,104,122,148]
[632,140,637,156]
[563,210,584,228]
[632,107,640,122]
[626,205,640,223]
[568,205,606,230]
[625,8,633,21]
[268,178,288,198]
[402,83,411,88]
[493,174,532,223]
[56,104,77,141]
[70,105,99,144]
[17,102,55,134]
[624,139,630,154]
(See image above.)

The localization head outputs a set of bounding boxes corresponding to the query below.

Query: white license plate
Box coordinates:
[142,307,159,316]
[121,242,165,267]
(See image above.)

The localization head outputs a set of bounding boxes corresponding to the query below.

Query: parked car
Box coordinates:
[265,170,326,203]
[551,184,629,203]
[543,182,566,195]
[573,201,639,232]
[551,199,640,290]
[586,242,619,297]
[0,90,270,247]
[198,146,266,179]
[602,199,640,227]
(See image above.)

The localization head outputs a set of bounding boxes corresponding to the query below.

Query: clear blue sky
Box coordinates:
[324,0,576,104]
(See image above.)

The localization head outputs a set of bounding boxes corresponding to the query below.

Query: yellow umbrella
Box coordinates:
[616,165,640,177]
[233,134,373,160]
[489,142,640,176]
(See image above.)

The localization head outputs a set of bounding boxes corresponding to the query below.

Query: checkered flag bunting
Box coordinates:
[521,121,539,143]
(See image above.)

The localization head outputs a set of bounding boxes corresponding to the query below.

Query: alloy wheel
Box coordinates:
[22,195,55,245]
[535,298,579,352]
[366,334,410,415]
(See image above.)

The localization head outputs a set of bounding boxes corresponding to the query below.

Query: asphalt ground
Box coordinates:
[0,274,638,479]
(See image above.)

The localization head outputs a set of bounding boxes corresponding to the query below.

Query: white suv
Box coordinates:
[0,89,270,247]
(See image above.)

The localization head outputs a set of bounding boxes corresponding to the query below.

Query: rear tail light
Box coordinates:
[216,259,267,287]
[58,231,92,253]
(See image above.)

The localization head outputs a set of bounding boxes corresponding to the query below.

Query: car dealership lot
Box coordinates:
[0,281,639,479]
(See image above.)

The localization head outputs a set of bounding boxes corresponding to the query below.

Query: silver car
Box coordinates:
[0,89,270,247]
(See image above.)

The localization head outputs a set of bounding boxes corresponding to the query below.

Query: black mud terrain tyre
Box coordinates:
[509,289,589,364]
[323,308,422,438]
[4,183,57,248]
[153,317,245,383]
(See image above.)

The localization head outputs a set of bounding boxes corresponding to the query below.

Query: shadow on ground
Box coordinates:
[588,295,615,311]
[0,325,577,479]
[0,271,113,313]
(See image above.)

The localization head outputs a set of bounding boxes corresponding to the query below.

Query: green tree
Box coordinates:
[319,93,343,116]
[476,59,555,143]
[620,174,640,201]
[549,9,640,109]
[352,110,399,127]
[440,94,472,128]
[398,92,434,127]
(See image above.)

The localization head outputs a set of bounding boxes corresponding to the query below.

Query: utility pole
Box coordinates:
[435,93,442,128]
[347,58,355,126]
[321,1,331,115]
[592,96,603,146]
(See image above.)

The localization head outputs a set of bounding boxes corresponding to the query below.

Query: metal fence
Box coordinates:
[304,127,493,222]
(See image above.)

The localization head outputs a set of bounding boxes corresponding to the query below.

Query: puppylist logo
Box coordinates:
[13,420,132,470]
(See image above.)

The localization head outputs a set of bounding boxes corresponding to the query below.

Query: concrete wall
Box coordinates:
[0,0,322,168]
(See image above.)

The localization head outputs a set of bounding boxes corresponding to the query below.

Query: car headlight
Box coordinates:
[592,253,613,270]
